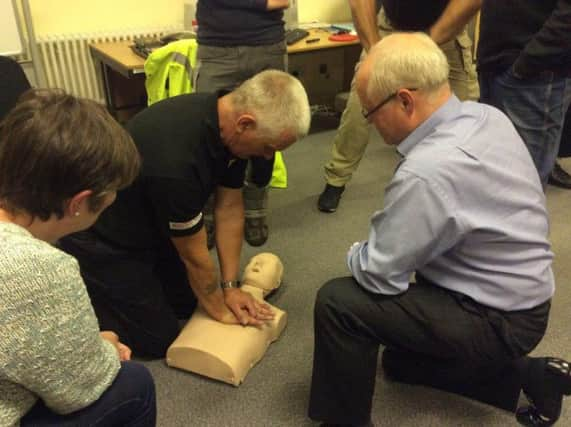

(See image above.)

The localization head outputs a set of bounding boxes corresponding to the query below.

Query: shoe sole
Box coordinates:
[318,206,337,213]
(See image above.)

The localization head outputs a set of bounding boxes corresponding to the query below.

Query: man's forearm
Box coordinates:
[214,201,244,282]
[184,251,225,312]
[428,0,482,45]
[267,0,289,10]
[171,232,229,319]
[213,186,244,282]
[349,0,380,52]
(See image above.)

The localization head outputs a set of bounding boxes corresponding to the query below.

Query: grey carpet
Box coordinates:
[143,129,571,426]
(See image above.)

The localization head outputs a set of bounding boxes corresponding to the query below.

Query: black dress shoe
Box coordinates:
[516,358,571,426]
[548,161,571,189]
[318,184,345,213]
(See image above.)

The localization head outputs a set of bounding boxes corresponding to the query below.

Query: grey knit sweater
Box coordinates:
[0,222,120,427]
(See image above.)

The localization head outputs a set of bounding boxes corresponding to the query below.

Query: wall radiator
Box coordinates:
[36,26,182,103]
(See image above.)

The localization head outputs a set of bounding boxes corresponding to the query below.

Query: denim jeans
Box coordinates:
[21,361,156,427]
[479,69,571,186]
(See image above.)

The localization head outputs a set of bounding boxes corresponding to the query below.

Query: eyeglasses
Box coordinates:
[361,88,418,120]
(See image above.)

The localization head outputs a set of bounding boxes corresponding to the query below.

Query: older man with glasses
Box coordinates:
[308,33,570,427]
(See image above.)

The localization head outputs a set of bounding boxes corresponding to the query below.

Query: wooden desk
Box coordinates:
[287,28,359,53]
[90,28,361,121]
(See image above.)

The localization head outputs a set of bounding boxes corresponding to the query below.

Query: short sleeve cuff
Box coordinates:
[252,0,267,10]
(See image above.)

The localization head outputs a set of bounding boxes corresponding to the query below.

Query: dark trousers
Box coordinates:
[308,275,550,425]
[58,230,197,359]
[21,361,156,426]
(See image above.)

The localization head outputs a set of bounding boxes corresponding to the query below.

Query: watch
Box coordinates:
[220,280,241,290]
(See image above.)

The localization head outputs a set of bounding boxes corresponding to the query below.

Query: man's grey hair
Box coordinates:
[231,70,311,140]
[367,32,449,102]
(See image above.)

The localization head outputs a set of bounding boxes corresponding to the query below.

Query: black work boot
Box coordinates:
[245,217,268,246]
[318,184,345,213]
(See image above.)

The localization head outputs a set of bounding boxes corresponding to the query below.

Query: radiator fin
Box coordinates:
[36,26,182,103]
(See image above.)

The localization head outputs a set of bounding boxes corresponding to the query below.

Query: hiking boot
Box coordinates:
[317,184,345,213]
[245,217,268,246]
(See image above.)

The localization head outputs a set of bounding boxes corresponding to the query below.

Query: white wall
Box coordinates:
[299,0,351,24]
[27,0,351,36]
[28,0,185,35]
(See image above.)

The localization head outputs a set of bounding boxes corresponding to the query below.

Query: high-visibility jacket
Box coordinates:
[144,39,198,106]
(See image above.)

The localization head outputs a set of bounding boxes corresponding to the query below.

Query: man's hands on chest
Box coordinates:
[222,288,275,326]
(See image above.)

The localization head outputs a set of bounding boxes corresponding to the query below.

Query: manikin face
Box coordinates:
[242,253,284,295]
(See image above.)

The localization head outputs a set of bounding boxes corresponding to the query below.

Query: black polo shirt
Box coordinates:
[197,0,284,47]
[93,93,247,250]
[382,0,448,31]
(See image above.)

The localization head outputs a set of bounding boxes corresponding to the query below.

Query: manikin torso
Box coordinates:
[166,253,287,385]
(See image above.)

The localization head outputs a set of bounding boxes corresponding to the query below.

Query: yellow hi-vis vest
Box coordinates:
[144,39,198,106]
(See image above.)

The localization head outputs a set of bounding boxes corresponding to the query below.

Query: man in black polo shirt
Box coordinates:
[60,70,311,358]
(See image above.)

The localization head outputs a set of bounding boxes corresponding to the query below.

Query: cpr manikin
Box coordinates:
[166,253,287,386]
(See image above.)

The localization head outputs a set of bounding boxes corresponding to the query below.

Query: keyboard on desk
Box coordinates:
[285,28,310,45]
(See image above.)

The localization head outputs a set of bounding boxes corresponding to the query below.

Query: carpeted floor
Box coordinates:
[142,128,571,427]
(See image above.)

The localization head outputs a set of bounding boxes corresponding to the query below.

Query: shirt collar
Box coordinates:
[397,95,461,157]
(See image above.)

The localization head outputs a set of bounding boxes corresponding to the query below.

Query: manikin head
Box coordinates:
[219,70,311,160]
[242,253,284,296]
[355,32,451,146]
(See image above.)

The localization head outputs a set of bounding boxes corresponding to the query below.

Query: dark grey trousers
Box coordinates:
[308,274,550,424]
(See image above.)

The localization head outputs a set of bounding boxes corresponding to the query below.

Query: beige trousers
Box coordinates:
[324,10,480,187]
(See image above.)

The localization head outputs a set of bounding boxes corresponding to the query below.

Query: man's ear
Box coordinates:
[398,90,415,114]
[66,190,93,217]
[236,114,256,133]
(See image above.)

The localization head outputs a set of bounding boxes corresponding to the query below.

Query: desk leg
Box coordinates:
[99,61,116,116]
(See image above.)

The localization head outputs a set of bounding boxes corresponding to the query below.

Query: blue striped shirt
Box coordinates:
[347,95,554,311]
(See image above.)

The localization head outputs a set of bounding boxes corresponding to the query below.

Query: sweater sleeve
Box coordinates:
[1,245,120,415]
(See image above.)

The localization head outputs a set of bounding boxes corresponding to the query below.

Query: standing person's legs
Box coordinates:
[319,12,479,213]
[322,50,371,190]
[194,42,287,247]
[239,42,288,246]
[21,361,156,427]
[194,45,242,249]
[439,28,480,101]
[308,276,547,424]
[58,231,185,358]
[479,71,571,186]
